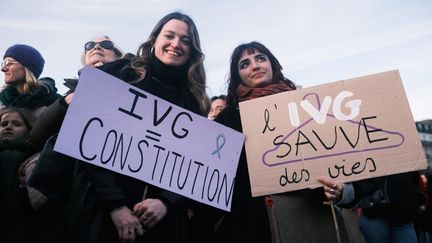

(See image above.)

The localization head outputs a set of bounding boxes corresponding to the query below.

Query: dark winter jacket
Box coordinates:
[85,57,200,243]
[349,172,425,223]
[0,77,61,118]
[207,105,272,243]
[30,57,200,243]
[208,106,350,243]
[0,137,31,217]
[0,136,39,242]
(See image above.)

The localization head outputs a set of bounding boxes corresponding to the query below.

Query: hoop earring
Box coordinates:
[150,46,155,54]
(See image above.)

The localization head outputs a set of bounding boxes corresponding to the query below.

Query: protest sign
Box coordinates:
[54,67,244,211]
[239,70,427,197]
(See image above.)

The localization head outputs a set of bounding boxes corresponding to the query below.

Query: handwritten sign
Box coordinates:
[239,70,427,197]
[54,67,244,211]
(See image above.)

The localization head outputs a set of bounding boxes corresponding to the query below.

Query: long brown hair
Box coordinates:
[130,12,210,115]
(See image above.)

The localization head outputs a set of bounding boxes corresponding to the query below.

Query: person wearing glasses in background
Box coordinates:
[208,95,226,120]
[30,36,124,146]
[63,36,125,95]
[0,44,61,119]
[82,36,124,67]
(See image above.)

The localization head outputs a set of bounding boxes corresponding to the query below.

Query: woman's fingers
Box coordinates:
[317,176,343,202]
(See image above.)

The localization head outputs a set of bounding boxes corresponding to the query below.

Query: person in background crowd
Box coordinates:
[63,36,125,95]
[21,36,125,243]
[208,94,226,120]
[208,41,350,243]
[0,44,60,118]
[319,170,425,243]
[416,168,432,243]
[81,35,124,67]
[0,107,38,242]
[30,36,124,148]
[29,12,209,243]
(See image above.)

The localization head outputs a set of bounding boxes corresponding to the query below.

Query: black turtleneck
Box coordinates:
[149,54,189,88]
[135,55,189,108]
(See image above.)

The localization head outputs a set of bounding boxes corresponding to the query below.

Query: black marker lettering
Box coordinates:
[79,117,103,161]
[172,112,193,139]
[101,130,117,165]
[118,88,147,120]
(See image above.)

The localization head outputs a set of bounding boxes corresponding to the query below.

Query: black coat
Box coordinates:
[207,106,273,243]
[0,77,61,115]
[209,106,351,243]
[0,137,43,243]
[63,58,201,243]
[351,172,425,223]
[0,138,30,223]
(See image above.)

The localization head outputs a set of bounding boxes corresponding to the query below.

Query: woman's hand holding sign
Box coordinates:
[133,199,168,228]
[317,177,344,205]
[110,206,144,242]
[64,93,74,105]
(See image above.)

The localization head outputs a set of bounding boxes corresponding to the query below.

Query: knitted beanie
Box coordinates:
[3,44,45,78]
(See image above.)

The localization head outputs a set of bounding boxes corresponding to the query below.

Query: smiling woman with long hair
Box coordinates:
[28,12,210,243]
[75,12,209,243]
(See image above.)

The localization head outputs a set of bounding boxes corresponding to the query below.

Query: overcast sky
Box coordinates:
[1,0,431,121]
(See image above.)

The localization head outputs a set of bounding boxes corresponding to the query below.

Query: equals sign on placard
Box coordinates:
[145,130,162,142]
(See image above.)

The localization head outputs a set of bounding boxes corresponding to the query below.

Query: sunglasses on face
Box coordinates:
[84,40,114,51]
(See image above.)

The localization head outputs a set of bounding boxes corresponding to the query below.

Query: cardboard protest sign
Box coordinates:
[239,70,427,197]
[54,67,244,211]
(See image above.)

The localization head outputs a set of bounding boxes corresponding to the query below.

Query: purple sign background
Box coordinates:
[55,67,244,211]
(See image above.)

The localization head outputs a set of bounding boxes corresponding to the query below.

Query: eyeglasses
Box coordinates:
[84,40,114,51]
[1,60,19,69]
